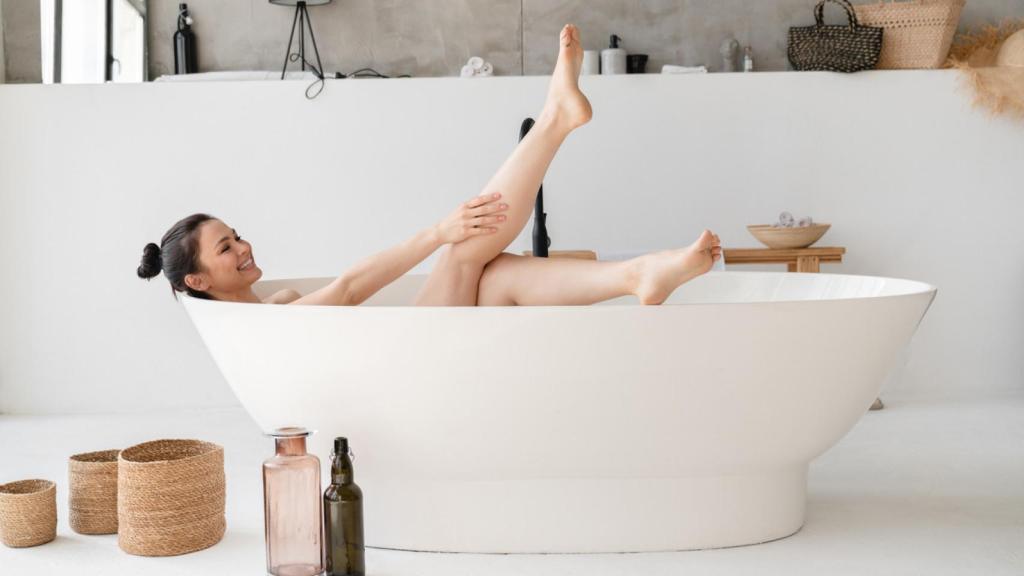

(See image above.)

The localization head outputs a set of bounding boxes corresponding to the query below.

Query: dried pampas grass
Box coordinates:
[947,19,1024,121]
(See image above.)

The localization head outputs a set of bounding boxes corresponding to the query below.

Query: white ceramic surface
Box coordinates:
[181,271,935,553]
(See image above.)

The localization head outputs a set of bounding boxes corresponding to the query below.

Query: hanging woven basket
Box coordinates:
[69,449,121,535]
[117,439,226,556]
[0,479,57,548]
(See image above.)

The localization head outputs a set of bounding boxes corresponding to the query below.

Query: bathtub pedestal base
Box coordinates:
[367,465,808,553]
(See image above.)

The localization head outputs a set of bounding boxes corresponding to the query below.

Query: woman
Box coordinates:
[137,25,722,307]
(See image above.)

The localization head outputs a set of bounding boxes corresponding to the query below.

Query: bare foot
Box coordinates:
[633,230,722,305]
[539,24,592,132]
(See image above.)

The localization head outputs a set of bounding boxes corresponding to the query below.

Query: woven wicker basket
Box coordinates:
[0,479,57,548]
[854,0,966,69]
[69,449,120,535]
[118,439,226,556]
[788,0,884,72]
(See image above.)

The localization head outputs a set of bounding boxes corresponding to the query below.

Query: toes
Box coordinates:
[561,24,579,48]
[697,229,715,248]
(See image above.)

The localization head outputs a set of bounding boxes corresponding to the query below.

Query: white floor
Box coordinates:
[2,391,1023,575]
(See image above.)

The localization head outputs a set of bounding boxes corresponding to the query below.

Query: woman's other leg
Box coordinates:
[414,24,592,306]
[478,231,722,306]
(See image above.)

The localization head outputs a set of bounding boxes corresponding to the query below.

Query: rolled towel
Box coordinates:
[480,62,494,76]
[468,56,485,71]
[797,216,814,228]
[460,65,475,78]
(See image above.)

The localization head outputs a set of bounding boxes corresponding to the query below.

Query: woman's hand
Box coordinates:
[434,192,509,245]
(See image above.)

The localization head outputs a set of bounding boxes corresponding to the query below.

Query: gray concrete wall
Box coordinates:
[147,0,523,79]
[2,0,41,82]
[0,0,6,83]
[3,0,1024,82]
[523,0,1024,74]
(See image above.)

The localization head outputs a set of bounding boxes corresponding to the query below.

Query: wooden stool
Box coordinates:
[722,246,845,273]
[722,246,884,412]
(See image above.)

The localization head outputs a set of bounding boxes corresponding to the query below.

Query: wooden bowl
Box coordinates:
[747,224,831,249]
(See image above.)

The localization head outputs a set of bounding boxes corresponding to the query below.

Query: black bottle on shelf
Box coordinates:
[324,437,365,576]
[173,3,197,74]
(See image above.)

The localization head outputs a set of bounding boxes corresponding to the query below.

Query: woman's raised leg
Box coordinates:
[414,24,592,306]
[478,232,722,306]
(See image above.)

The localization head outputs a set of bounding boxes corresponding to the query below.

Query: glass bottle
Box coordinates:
[263,427,324,576]
[324,437,365,576]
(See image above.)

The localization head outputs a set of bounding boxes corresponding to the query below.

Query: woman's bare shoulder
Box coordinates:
[262,288,302,305]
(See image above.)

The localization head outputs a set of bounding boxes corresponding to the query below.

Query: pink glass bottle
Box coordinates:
[263,427,324,576]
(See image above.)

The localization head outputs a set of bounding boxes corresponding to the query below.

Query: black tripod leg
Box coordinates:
[299,5,305,71]
[281,5,301,79]
[304,3,326,79]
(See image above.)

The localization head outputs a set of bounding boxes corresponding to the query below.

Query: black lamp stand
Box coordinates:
[280,1,324,79]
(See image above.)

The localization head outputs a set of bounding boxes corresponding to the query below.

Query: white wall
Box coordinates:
[1,71,1022,414]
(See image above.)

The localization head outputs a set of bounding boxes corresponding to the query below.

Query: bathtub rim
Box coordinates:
[179,270,937,309]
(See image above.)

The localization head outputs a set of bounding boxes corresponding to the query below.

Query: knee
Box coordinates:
[478,253,519,305]
[446,241,497,270]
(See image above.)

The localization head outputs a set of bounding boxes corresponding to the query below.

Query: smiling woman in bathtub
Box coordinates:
[136,25,721,307]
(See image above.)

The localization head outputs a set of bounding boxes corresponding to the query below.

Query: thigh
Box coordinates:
[476,253,521,306]
[413,246,485,306]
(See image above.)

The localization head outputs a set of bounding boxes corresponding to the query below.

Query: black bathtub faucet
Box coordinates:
[519,117,551,257]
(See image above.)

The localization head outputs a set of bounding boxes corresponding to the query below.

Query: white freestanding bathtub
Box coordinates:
[181,271,935,553]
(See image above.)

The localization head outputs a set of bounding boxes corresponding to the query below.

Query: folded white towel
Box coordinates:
[661,65,708,74]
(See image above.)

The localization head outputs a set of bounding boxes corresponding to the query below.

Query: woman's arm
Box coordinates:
[291,192,508,306]
[293,227,441,306]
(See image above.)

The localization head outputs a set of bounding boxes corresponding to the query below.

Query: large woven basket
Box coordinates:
[0,479,57,548]
[118,439,226,556]
[854,0,965,69]
[69,449,120,535]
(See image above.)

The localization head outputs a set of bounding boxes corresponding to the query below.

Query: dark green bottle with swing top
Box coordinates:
[324,437,365,576]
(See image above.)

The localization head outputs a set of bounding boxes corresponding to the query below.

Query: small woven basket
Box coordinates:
[69,449,120,535]
[854,0,965,69]
[788,0,884,72]
[0,479,57,548]
[118,439,226,556]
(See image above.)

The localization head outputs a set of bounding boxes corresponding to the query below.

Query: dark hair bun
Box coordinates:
[137,242,163,280]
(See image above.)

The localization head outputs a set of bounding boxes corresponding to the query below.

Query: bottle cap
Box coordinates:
[334,437,349,455]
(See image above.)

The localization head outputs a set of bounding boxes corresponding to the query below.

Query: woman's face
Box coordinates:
[185,219,262,297]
